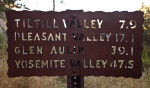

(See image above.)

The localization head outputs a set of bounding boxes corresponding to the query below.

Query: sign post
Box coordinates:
[67,76,84,88]
[6,10,143,87]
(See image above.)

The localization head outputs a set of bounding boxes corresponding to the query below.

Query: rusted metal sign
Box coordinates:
[7,10,143,78]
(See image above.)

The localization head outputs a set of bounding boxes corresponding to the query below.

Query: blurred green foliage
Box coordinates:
[0,0,29,12]
[0,0,18,11]
[140,4,150,68]
[0,29,7,49]
[142,43,150,66]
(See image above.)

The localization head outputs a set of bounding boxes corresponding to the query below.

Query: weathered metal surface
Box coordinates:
[7,10,143,78]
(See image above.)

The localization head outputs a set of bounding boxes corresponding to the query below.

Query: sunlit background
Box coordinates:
[15,0,150,11]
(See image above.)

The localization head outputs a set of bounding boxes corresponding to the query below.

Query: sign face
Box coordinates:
[7,10,143,78]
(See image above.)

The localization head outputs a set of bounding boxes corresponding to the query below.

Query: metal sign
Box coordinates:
[7,10,143,78]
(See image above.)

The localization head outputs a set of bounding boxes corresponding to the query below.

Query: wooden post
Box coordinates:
[67,76,84,88]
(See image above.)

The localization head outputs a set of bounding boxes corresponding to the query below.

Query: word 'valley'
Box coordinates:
[14,19,103,29]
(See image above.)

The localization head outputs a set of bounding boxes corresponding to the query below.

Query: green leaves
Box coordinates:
[140,5,150,69]
[0,29,7,49]
[142,44,150,67]
[0,0,29,12]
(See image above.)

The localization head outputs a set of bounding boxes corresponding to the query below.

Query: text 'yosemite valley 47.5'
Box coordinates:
[7,11,143,78]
